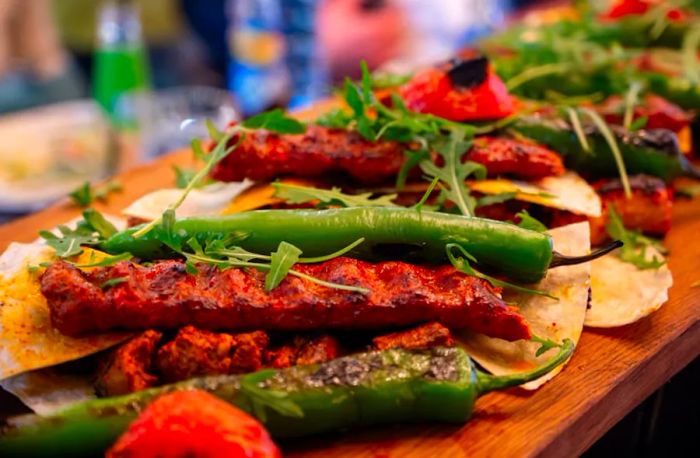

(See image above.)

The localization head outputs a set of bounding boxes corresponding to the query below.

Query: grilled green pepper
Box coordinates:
[0,342,574,457]
[101,207,556,283]
[512,116,699,181]
[100,208,618,283]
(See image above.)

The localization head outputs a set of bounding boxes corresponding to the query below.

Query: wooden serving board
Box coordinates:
[0,148,698,457]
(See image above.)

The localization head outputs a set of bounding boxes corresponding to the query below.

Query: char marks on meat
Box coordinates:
[210,125,564,184]
[41,257,530,341]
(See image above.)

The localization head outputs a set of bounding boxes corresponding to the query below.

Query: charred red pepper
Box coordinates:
[603,0,688,21]
[107,390,280,458]
[399,55,515,121]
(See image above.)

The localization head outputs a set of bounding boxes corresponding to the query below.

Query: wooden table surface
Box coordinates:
[0,148,698,457]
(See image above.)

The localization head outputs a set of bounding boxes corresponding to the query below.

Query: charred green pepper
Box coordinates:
[98,207,615,284]
[512,116,699,181]
[0,342,574,457]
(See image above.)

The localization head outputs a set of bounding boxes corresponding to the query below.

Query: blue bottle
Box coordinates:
[280,0,330,110]
[227,0,290,115]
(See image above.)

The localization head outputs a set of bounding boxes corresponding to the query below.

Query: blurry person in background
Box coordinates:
[318,0,512,80]
[0,0,85,113]
[317,0,408,80]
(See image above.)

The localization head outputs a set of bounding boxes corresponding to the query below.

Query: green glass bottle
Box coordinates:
[93,0,151,126]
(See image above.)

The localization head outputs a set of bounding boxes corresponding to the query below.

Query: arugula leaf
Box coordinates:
[69,181,122,207]
[101,277,129,289]
[446,243,557,299]
[370,72,412,89]
[606,205,666,269]
[581,108,632,198]
[531,335,563,357]
[628,115,648,131]
[242,108,306,134]
[396,149,430,189]
[419,128,484,216]
[133,132,239,239]
[173,166,199,189]
[515,210,548,232]
[476,192,517,208]
[271,182,397,208]
[205,119,224,142]
[82,208,117,238]
[74,252,133,268]
[181,236,370,294]
[412,177,440,213]
[68,182,92,207]
[265,242,302,291]
[39,225,100,258]
[298,238,365,263]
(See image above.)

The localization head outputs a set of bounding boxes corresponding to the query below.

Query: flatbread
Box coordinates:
[123,180,254,220]
[0,242,129,380]
[1,367,96,415]
[458,222,591,390]
[586,246,673,327]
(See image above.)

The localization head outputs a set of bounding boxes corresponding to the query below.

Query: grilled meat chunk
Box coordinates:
[41,257,530,341]
[551,174,672,245]
[465,136,565,178]
[210,125,564,184]
[156,327,269,383]
[265,335,341,369]
[95,330,162,397]
[372,322,455,351]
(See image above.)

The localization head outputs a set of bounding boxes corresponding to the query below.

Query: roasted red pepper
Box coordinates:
[399,55,515,121]
[603,0,688,21]
[107,390,280,458]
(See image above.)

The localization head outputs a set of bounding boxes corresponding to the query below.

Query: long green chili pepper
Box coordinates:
[512,116,700,182]
[0,342,574,457]
[98,208,613,284]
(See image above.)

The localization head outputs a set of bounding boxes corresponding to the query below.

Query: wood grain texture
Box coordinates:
[0,149,697,458]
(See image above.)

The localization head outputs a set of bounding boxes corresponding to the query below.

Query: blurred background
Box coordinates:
[0,0,530,217]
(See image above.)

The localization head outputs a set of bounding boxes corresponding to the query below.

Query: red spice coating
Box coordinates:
[372,322,455,351]
[466,136,565,179]
[41,258,531,342]
[106,390,280,458]
[210,124,407,184]
[211,124,563,184]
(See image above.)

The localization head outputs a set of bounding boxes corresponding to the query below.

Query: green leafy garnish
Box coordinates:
[369,72,412,89]
[69,180,122,207]
[74,252,133,268]
[419,128,484,216]
[622,81,643,131]
[531,335,563,357]
[515,210,548,233]
[82,208,117,239]
[182,236,370,294]
[566,107,590,153]
[606,205,666,269]
[412,177,440,213]
[242,108,306,134]
[580,108,632,198]
[271,182,397,208]
[101,277,129,289]
[265,242,303,291]
[40,225,100,258]
[476,192,517,208]
[173,166,200,189]
[446,243,557,299]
